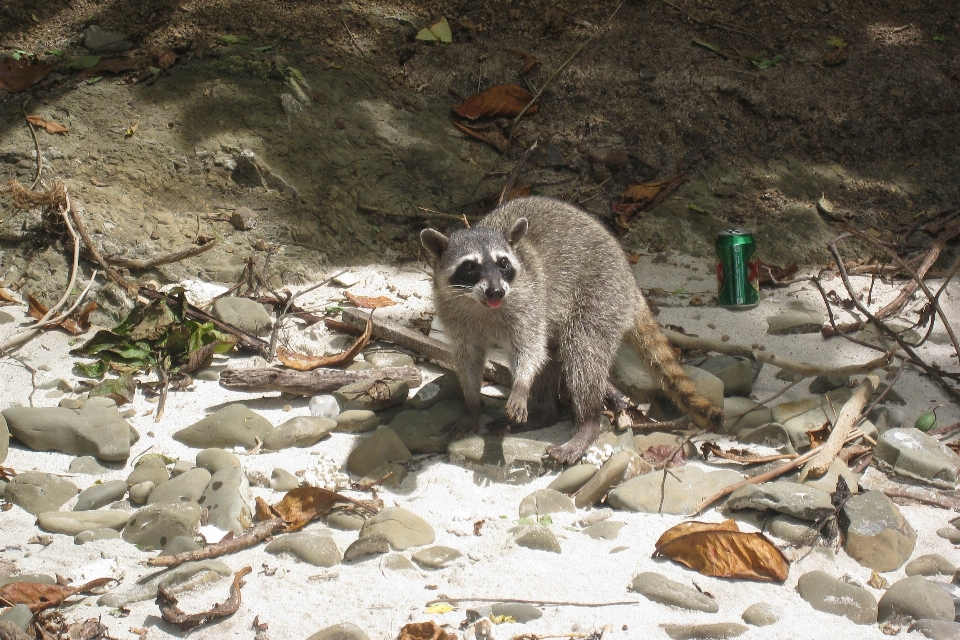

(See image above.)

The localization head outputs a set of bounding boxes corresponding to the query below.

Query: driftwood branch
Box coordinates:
[800,375,877,480]
[219,365,421,395]
[661,328,896,377]
[105,239,217,269]
[147,518,285,568]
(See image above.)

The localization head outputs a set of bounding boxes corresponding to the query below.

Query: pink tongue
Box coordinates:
[485,299,502,309]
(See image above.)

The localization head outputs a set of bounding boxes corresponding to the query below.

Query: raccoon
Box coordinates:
[420,196,723,463]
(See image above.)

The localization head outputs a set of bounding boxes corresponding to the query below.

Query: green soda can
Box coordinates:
[715,229,759,308]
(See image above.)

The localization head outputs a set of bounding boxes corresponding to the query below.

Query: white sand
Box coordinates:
[1,253,958,639]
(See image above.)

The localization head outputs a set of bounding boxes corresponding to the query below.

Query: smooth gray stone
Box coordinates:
[0,575,55,588]
[878,576,955,624]
[147,467,211,505]
[212,297,271,332]
[83,25,133,52]
[722,397,773,434]
[333,410,378,433]
[195,448,241,474]
[772,389,850,424]
[582,521,626,540]
[38,510,130,535]
[308,395,340,419]
[736,423,796,454]
[390,400,466,454]
[660,622,748,639]
[365,351,414,368]
[796,570,878,624]
[0,412,7,464]
[2,404,132,461]
[197,467,251,535]
[122,500,202,550]
[74,479,127,511]
[266,531,341,567]
[0,311,12,325]
[841,490,916,572]
[727,481,835,521]
[908,620,960,640]
[326,509,365,531]
[97,560,231,608]
[68,456,109,475]
[412,545,462,569]
[305,622,370,640]
[630,572,719,613]
[0,604,32,631]
[270,468,300,491]
[936,527,960,543]
[809,375,849,393]
[786,458,861,495]
[381,553,417,573]
[173,404,274,449]
[766,307,824,334]
[741,602,779,626]
[334,379,409,411]
[358,507,433,550]
[128,481,155,505]
[519,488,575,518]
[874,428,960,489]
[346,428,412,477]
[548,464,598,494]
[195,370,220,382]
[127,456,169,487]
[159,535,202,557]
[172,459,195,476]
[409,373,463,409]
[447,435,550,483]
[766,514,818,545]
[343,536,390,561]
[264,416,335,450]
[4,472,78,515]
[575,450,645,509]
[74,527,121,544]
[59,398,84,409]
[608,466,743,515]
[490,603,542,623]
[358,462,407,488]
[512,525,561,553]
[906,555,957,578]
[697,355,756,397]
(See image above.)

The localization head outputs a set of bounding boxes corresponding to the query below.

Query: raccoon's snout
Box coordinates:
[483,285,506,308]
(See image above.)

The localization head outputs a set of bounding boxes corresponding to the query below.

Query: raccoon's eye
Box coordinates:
[461,261,479,272]
[496,257,511,269]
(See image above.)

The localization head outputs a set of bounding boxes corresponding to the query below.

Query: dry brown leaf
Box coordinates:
[150,46,178,71]
[655,520,790,582]
[641,443,687,468]
[277,311,372,371]
[25,114,68,134]
[0,288,18,304]
[807,422,831,448]
[614,171,688,232]
[623,181,668,204]
[27,294,84,334]
[823,47,848,66]
[87,57,138,75]
[0,59,54,93]
[399,621,457,640]
[509,49,540,75]
[254,495,279,522]
[453,84,539,120]
[344,291,397,309]
[270,486,373,530]
[450,118,508,153]
[756,259,799,286]
[0,577,113,613]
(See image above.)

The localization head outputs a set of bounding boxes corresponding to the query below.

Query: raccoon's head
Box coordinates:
[420,218,528,309]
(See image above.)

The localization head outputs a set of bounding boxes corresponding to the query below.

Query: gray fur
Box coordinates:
[422,196,719,462]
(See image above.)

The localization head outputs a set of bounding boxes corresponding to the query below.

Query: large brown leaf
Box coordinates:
[267,486,375,530]
[654,520,789,582]
[25,115,68,134]
[453,84,539,119]
[0,578,113,613]
[0,59,54,93]
[344,291,397,309]
[399,621,457,640]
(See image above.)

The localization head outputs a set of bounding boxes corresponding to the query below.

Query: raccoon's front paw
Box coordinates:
[505,393,529,424]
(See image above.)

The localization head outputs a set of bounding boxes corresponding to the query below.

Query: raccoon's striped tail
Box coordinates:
[625,294,724,430]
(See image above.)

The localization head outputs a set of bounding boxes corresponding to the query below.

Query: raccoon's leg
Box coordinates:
[504,321,548,424]
[491,357,562,433]
[547,323,619,464]
[445,340,487,438]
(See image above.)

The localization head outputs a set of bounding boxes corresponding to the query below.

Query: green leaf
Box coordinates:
[688,204,705,213]
[74,360,107,378]
[136,453,176,467]
[416,17,452,44]
[825,37,847,48]
[693,39,726,58]
[915,412,937,432]
[86,76,103,84]
[217,35,250,45]
[67,55,102,71]
[89,372,136,406]
[934,35,947,43]
[538,515,553,526]
[45,49,63,56]
[253,45,274,52]
[747,54,785,69]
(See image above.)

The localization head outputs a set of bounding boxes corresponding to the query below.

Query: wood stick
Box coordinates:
[105,239,217,269]
[219,364,421,395]
[692,428,864,515]
[340,307,513,385]
[800,375,877,480]
[881,486,960,511]
[147,519,285,567]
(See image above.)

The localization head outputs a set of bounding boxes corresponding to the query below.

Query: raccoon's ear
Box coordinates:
[420,228,449,260]
[507,217,528,245]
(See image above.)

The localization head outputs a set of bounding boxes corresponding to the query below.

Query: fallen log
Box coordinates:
[219,364,421,395]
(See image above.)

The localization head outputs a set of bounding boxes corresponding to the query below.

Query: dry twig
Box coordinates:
[147,518,286,567]
[800,375,877,480]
